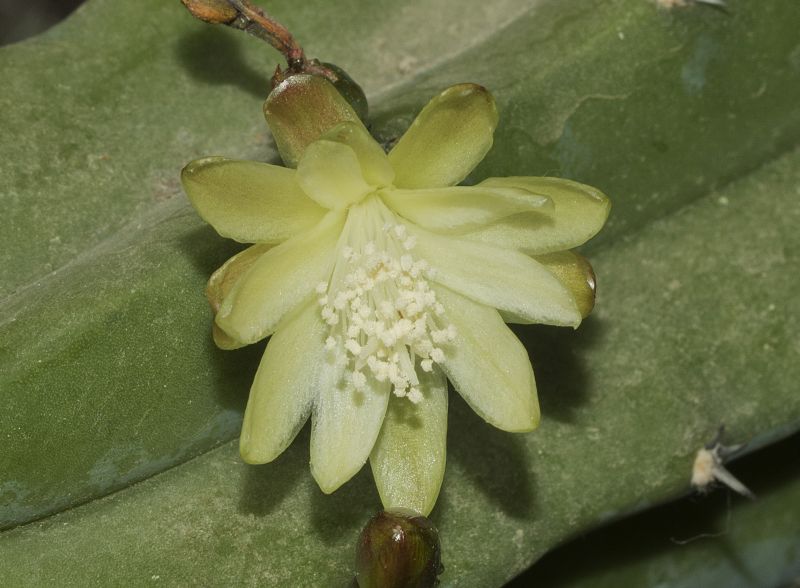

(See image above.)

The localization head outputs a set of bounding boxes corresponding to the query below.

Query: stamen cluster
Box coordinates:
[317,223,455,403]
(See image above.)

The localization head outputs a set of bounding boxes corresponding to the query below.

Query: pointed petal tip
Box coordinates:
[506,409,540,433]
[180,157,227,206]
[239,425,281,465]
[505,398,541,433]
[443,82,495,106]
[240,419,298,464]
[211,322,247,350]
[310,463,358,495]
[485,395,540,433]
[239,431,270,464]
[239,444,270,465]
[214,312,264,345]
[310,425,379,494]
[180,155,228,180]
[580,181,612,228]
[570,180,610,205]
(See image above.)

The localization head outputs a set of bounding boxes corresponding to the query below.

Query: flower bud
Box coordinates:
[264,74,368,167]
[180,0,238,24]
[355,508,443,588]
[321,62,369,122]
[536,250,597,318]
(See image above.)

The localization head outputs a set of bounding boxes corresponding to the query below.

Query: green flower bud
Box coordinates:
[321,62,369,122]
[355,508,443,588]
[535,250,597,318]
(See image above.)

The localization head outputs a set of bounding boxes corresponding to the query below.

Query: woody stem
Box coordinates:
[225,0,305,68]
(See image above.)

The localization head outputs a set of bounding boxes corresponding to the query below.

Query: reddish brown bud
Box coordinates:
[355,508,443,588]
[180,0,238,24]
[264,74,366,167]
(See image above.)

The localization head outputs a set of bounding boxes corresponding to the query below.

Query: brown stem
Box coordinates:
[226,0,304,65]
[181,0,339,87]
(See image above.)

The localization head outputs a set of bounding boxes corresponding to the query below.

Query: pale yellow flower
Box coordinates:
[181,77,609,515]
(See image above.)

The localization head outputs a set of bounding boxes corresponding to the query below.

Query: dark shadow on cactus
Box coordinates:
[309,463,378,545]
[204,333,262,411]
[178,224,259,411]
[446,391,537,520]
[513,316,606,424]
[238,424,309,517]
[179,223,245,280]
[175,27,270,100]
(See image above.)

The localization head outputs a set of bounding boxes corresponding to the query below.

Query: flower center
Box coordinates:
[316,196,455,403]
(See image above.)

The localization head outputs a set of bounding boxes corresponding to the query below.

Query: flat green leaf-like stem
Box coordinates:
[1,0,799,585]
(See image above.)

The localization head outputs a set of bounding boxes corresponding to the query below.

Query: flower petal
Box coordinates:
[311,361,390,494]
[212,323,243,350]
[323,122,394,187]
[297,140,373,210]
[534,251,596,319]
[206,244,273,314]
[462,176,611,254]
[181,157,325,243]
[215,212,344,344]
[388,84,498,188]
[206,244,273,350]
[433,285,539,432]
[370,366,448,516]
[239,300,324,464]
[410,226,581,327]
[264,74,366,167]
[381,185,550,233]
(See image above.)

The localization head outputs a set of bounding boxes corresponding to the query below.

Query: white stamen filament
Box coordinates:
[317,196,455,403]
